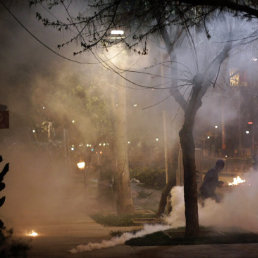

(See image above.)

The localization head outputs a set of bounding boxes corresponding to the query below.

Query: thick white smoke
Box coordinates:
[70,170,258,253]
[166,170,258,232]
[70,224,170,253]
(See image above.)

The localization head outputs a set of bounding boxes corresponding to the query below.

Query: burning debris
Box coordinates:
[228,176,246,186]
[26,230,39,237]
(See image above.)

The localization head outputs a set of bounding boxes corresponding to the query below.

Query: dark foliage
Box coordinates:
[130,168,166,190]
[125,227,258,246]
[0,156,30,258]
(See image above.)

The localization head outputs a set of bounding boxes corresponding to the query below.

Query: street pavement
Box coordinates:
[26,237,258,258]
[17,218,258,258]
[9,178,258,257]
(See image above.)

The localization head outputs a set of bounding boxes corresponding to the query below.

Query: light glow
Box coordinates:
[111,30,124,35]
[77,161,86,170]
[26,230,39,237]
[228,176,246,186]
[230,70,240,87]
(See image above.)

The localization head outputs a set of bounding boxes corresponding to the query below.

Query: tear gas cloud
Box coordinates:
[69,170,258,253]
[0,1,258,238]
[70,224,170,253]
[166,171,258,232]
[0,2,179,232]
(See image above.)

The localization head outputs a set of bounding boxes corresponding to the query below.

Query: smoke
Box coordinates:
[70,224,170,253]
[1,0,258,247]
[166,171,258,232]
[0,2,179,235]
[70,170,258,253]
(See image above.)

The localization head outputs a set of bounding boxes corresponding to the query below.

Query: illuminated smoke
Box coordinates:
[70,224,170,253]
[166,171,258,232]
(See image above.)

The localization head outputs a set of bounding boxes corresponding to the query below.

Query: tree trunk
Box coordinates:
[157,143,178,216]
[179,81,202,237]
[180,123,199,237]
[113,79,134,215]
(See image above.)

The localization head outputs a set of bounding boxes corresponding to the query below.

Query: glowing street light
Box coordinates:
[110,29,125,40]
[246,130,250,134]
[77,161,86,170]
[214,125,218,129]
[77,161,87,186]
[111,29,124,35]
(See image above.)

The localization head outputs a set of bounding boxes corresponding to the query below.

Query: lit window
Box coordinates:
[229,69,248,87]
[230,70,239,87]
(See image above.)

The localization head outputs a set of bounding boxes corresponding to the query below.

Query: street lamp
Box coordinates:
[110,29,125,40]
[77,161,86,170]
[110,29,124,35]
[77,161,86,186]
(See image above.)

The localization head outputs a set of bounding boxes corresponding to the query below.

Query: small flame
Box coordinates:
[228,176,246,186]
[26,230,39,237]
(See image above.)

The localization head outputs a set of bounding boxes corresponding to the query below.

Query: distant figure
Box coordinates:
[252,150,258,170]
[199,159,225,203]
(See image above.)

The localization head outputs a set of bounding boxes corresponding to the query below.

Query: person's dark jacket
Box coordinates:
[199,168,220,199]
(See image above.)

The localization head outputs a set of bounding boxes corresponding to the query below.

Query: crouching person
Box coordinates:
[199,159,225,204]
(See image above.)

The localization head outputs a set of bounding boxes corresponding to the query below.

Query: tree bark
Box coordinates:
[180,123,199,237]
[157,143,178,216]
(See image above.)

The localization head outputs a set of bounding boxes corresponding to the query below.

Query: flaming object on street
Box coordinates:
[26,230,39,237]
[228,176,246,186]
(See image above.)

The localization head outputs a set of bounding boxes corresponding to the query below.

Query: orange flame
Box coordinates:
[26,230,39,237]
[228,176,246,186]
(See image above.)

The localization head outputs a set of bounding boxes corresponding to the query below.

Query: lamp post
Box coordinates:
[108,30,134,214]
[77,161,86,186]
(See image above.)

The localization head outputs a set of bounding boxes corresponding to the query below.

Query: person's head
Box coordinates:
[215,159,225,171]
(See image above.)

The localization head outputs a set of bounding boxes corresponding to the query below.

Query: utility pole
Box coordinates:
[112,72,134,214]
[108,39,134,214]
[162,110,168,184]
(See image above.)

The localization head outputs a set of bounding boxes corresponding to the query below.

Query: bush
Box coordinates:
[130,168,166,189]
[90,214,135,227]
[91,213,157,227]
[0,156,29,257]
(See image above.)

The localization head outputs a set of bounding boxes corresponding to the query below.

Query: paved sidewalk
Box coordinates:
[21,218,258,258]
[27,239,258,258]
